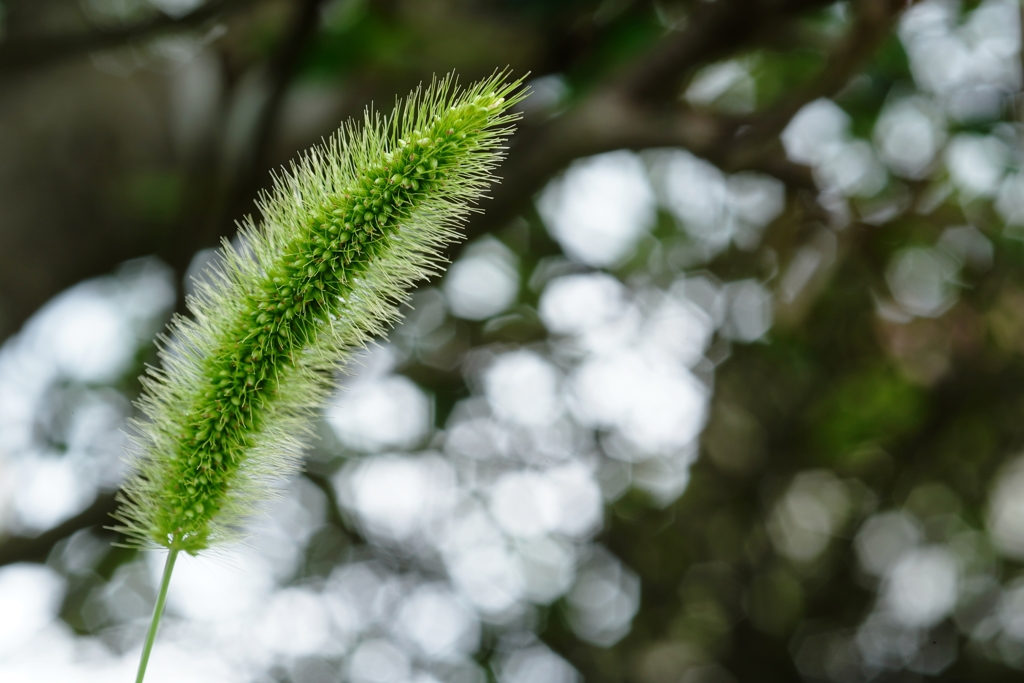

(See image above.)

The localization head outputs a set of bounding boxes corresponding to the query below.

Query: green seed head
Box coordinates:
[112,72,525,554]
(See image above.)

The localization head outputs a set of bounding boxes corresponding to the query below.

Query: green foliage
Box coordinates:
[752,49,826,109]
[113,171,183,225]
[113,73,525,554]
[304,8,411,79]
[813,365,926,459]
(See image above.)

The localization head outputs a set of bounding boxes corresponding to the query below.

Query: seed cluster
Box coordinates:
[115,77,522,552]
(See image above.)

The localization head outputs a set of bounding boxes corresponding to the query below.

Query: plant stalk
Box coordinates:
[135,548,179,683]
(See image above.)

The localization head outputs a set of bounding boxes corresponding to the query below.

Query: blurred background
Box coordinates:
[2,0,1024,681]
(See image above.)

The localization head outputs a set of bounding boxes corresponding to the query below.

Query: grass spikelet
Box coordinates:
[119,70,525,683]
[113,72,525,555]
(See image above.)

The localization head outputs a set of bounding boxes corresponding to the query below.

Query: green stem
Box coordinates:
[135,549,179,683]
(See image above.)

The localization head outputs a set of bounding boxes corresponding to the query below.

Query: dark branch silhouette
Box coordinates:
[0,0,256,75]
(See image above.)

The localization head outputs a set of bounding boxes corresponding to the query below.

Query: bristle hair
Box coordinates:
[113,72,526,553]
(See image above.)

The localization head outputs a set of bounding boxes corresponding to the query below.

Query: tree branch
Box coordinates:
[0,0,255,75]
[722,0,909,166]
[216,0,329,236]
[0,493,118,567]
[615,0,834,104]
[461,0,909,246]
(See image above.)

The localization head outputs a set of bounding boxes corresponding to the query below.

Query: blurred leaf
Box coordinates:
[813,365,926,459]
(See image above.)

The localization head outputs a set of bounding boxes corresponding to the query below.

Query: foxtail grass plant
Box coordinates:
[113,72,525,683]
